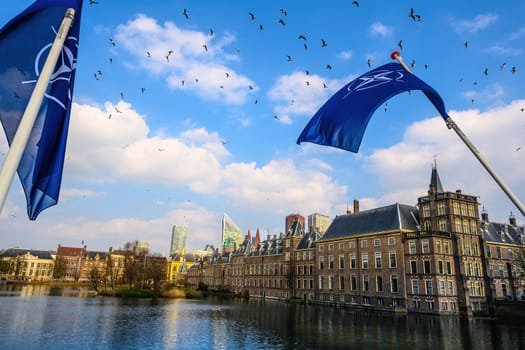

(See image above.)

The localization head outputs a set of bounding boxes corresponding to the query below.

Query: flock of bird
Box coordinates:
[85,2,521,124]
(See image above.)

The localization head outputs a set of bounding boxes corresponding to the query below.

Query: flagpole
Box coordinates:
[0,8,76,215]
[391,51,525,218]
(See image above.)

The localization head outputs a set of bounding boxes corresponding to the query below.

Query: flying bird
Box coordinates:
[409,8,416,20]
[500,63,506,70]
[398,40,403,50]
[321,38,327,47]
[259,24,264,30]
[326,64,332,70]
[410,60,416,67]
[183,9,188,19]
[287,55,292,61]
[141,87,145,93]
[120,91,124,99]
[278,18,286,26]
[249,12,255,20]
[225,72,230,78]
[274,115,280,121]
[484,68,488,76]
[464,41,469,48]
[298,34,307,41]
[280,9,288,16]
[146,51,151,57]
[303,43,308,50]
[511,66,517,74]
[352,0,359,7]
[114,106,123,113]
[367,58,371,67]
[209,29,214,36]
[89,0,99,4]
[203,44,208,52]
[109,38,116,46]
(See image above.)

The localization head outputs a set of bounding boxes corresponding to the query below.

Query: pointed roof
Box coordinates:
[430,159,444,193]
[254,228,261,246]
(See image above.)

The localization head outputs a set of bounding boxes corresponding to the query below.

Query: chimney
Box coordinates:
[353,199,360,214]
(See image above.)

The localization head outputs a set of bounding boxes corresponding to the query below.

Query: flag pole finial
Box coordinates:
[390,51,413,74]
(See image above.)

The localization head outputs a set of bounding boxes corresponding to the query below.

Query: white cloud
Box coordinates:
[338,50,353,60]
[451,13,499,35]
[369,22,393,38]
[267,71,353,123]
[484,45,523,56]
[113,14,255,104]
[362,99,525,223]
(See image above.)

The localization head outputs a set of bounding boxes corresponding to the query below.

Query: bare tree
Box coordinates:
[53,255,67,280]
[146,254,167,293]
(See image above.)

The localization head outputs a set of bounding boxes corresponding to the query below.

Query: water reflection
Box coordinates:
[0,285,524,349]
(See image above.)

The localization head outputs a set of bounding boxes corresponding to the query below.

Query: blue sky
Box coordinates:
[1,0,524,254]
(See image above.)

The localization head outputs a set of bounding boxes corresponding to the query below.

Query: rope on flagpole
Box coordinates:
[391,51,525,217]
[0,8,76,216]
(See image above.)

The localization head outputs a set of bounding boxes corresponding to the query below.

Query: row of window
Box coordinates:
[420,202,476,218]
[319,251,398,270]
[318,237,397,252]
[319,274,400,293]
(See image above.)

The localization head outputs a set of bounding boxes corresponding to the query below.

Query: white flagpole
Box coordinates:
[392,51,525,217]
[0,8,76,215]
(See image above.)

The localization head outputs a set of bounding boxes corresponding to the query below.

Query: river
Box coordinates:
[1,284,524,349]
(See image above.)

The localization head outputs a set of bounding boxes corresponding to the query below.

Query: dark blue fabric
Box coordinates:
[297,62,449,153]
[0,0,83,219]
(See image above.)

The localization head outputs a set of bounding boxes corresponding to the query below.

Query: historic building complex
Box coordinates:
[1,164,524,317]
[187,164,525,317]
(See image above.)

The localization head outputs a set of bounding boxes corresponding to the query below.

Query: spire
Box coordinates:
[430,158,444,193]
[254,228,261,246]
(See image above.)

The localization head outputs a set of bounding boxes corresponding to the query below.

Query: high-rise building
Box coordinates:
[170,225,187,255]
[307,213,330,235]
[285,213,305,234]
[221,214,242,253]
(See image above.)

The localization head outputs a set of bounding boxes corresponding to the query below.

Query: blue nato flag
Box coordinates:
[297,62,450,153]
[0,0,83,219]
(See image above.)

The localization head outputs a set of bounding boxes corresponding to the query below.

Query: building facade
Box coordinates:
[170,225,187,256]
[187,164,525,317]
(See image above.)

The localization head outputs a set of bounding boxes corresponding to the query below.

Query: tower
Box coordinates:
[170,225,187,255]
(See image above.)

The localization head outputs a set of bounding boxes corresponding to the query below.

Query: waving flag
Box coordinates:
[0,0,83,219]
[297,62,449,153]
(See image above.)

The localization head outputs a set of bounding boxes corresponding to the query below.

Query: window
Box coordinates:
[328,244,334,251]
[463,220,469,234]
[423,221,432,231]
[489,265,494,277]
[436,240,442,254]
[422,204,430,217]
[351,254,356,269]
[388,237,396,245]
[455,219,462,233]
[339,255,345,269]
[339,243,345,250]
[470,221,477,234]
[376,275,383,292]
[329,255,334,270]
[496,247,502,259]
[499,266,505,278]
[422,240,430,254]
[391,275,399,293]
[329,276,334,289]
[319,256,324,270]
[424,260,431,274]
[439,219,448,232]
[448,281,454,296]
[351,275,357,291]
[453,202,460,214]
[363,275,369,291]
[362,253,369,269]
[349,241,356,249]
[461,203,468,216]
[438,260,444,274]
[410,261,417,274]
[389,251,397,268]
[437,202,446,215]
[297,279,301,289]
[319,245,324,252]
[425,280,433,295]
[361,240,368,248]
[439,280,446,295]
[409,241,417,254]
[446,261,452,275]
[444,242,450,255]
[412,280,419,294]
[319,276,325,289]
[375,252,382,268]
[374,239,381,247]
[509,249,514,260]
[340,275,345,290]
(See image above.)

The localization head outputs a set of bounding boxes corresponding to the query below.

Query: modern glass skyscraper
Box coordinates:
[221,214,242,253]
[170,225,187,255]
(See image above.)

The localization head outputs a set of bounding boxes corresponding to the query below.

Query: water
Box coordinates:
[1,285,525,349]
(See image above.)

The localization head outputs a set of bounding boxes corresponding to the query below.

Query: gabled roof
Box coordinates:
[481,221,525,245]
[1,248,53,259]
[56,246,84,257]
[285,218,304,238]
[296,231,319,250]
[319,203,420,241]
